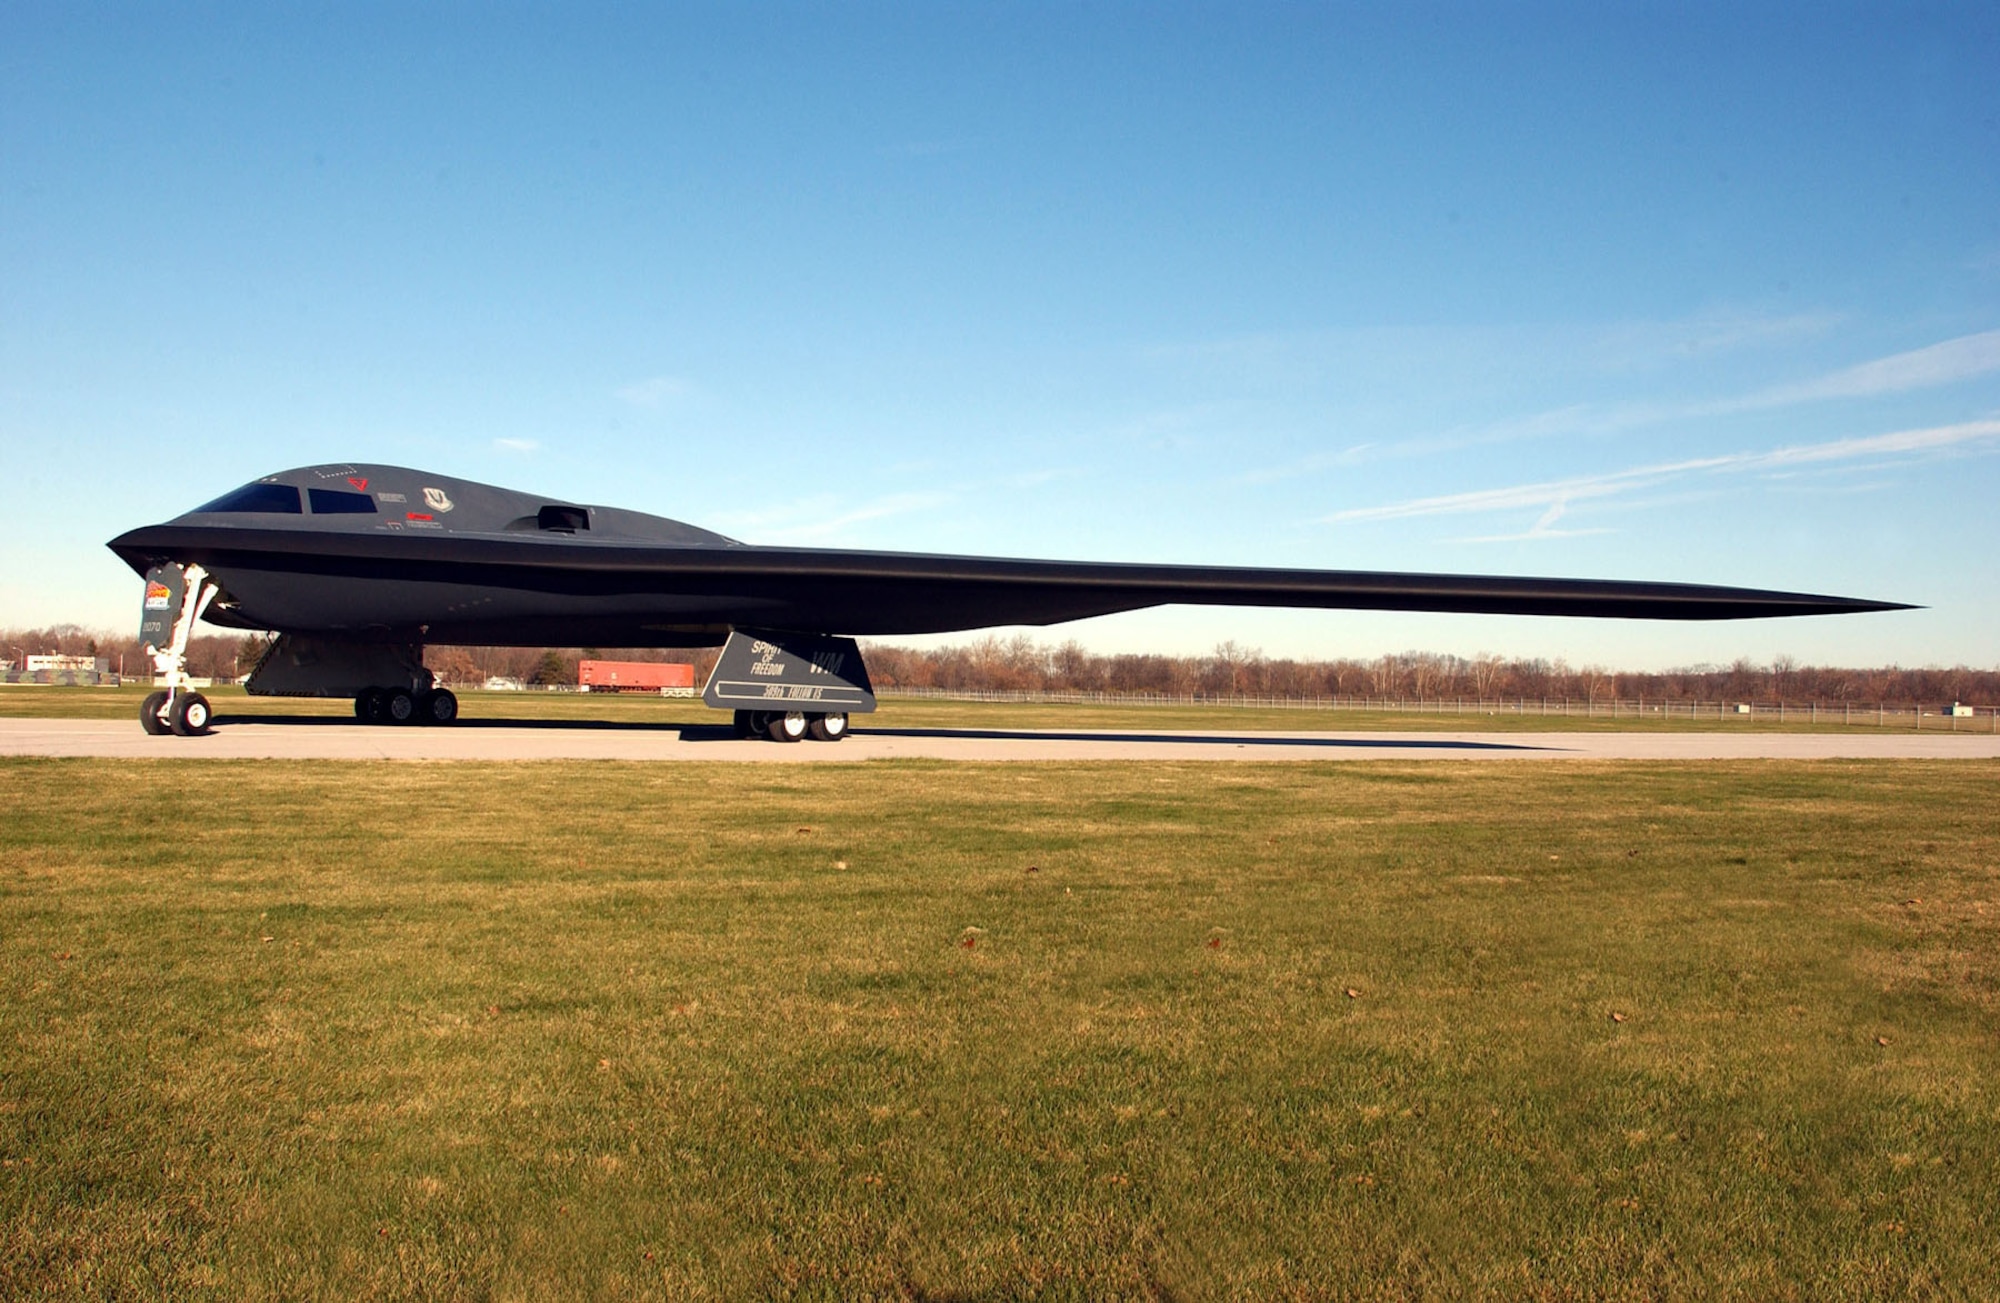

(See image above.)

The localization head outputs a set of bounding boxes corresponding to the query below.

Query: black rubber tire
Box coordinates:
[140,691,171,736]
[423,688,459,724]
[807,712,849,742]
[765,710,809,743]
[357,687,388,724]
[732,710,756,738]
[387,688,417,724]
[169,692,212,737]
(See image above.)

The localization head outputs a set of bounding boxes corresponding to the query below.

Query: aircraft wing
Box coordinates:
[511,541,1911,632]
[106,522,1912,642]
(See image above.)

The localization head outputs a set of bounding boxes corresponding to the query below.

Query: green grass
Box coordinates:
[1,682,1966,734]
[3,759,1996,1298]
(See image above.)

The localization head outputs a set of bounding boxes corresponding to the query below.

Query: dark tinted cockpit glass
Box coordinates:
[194,483,303,514]
[308,488,377,514]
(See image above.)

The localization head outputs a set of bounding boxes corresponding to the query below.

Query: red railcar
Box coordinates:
[577,659,696,692]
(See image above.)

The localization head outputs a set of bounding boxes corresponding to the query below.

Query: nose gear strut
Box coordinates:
[136,562,220,737]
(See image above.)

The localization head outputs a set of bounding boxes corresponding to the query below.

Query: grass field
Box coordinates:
[3,757,1996,1299]
[0,682,1971,734]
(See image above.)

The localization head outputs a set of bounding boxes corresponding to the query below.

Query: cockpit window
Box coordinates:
[194,483,303,514]
[308,488,377,514]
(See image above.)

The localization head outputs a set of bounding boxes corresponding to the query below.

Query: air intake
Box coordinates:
[537,505,589,532]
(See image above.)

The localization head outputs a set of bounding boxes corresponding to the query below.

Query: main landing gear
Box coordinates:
[139,688,212,736]
[240,633,456,727]
[733,709,849,743]
[354,686,459,726]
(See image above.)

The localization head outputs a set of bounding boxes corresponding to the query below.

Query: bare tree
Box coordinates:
[1468,653,1503,700]
[1770,653,1797,698]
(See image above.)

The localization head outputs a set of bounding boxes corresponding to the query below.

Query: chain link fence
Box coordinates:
[878,686,1998,730]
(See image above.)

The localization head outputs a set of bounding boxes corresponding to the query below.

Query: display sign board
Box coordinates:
[702,629,876,713]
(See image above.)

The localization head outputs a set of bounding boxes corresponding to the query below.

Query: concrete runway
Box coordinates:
[5,716,1998,761]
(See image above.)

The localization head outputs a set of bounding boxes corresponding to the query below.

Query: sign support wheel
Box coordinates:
[808,712,848,742]
[765,711,809,743]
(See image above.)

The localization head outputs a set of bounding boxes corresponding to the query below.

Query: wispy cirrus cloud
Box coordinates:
[1449,498,1616,545]
[710,490,956,543]
[1553,328,2000,429]
[879,138,974,159]
[1443,329,2000,451]
[1237,443,1378,486]
[1241,327,2000,486]
[492,437,539,454]
[1726,329,2000,408]
[1326,418,2000,537]
[1003,466,1087,490]
[616,375,695,409]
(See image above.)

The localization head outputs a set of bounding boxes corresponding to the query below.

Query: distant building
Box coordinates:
[27,655,108,674]
[4,655,116,686]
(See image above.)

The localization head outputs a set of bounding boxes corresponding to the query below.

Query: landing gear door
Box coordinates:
[138,565,186,646]
[702,629,876,714]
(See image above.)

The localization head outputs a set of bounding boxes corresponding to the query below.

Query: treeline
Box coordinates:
[864,636,1999,705]
[1,625,251,680]
[4,625,1992,704]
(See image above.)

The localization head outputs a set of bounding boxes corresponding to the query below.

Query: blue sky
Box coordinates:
[4,3,1996,669]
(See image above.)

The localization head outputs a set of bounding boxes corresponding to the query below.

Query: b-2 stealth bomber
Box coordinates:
[107,463,1910,739]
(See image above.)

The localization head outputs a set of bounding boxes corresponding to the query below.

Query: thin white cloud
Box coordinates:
[1237,443,1377,486]
[1452,525,1616,544]
[1507,329,2000,438]
[1450,498,1617,544]
[1146,310,1840,381]
[1244,326,2000,484]
[1730,329,2000,408]
[1004,467,1085,490]
[617,375,695,409]
[1327,418,2000,527]
[492,437,539,454]
[880,139,972,158]
[712,490,956,543]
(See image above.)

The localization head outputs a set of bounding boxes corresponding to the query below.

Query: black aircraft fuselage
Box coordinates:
[107,462,1909,650]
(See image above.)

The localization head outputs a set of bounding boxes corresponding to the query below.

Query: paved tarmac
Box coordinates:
[5,716,1998,761]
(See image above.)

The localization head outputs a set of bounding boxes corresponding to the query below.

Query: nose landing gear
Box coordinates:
[134,563,220,738]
